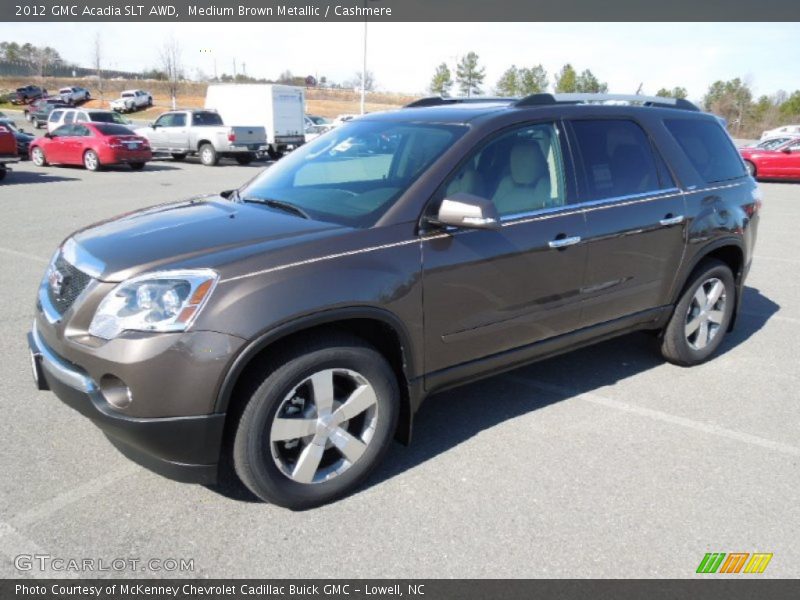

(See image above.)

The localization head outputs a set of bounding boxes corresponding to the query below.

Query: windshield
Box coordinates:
[240,119,465,227]
[192,111,224,126]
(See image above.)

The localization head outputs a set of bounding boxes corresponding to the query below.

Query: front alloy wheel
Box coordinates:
[31,147,46,166]
[232,336,399,509]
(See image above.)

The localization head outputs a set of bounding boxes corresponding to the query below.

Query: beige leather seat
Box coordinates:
[445,167,484,197]
[491,142,551,215]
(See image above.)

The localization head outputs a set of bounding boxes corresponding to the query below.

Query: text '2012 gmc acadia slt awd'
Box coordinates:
[29,94,761,509]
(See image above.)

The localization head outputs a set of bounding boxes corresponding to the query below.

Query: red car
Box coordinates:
[30,122,152,171]
[0,123,20,181]
[740,137,800,180]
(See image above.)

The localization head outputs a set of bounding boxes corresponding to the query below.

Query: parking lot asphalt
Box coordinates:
[0,113,798,578]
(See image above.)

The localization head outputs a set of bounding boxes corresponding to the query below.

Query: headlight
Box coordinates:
[88,269,218,340]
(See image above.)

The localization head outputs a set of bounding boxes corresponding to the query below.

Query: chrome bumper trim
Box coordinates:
[31,323,96,394]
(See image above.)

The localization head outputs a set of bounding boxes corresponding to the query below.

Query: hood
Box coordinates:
[70,196,346,282]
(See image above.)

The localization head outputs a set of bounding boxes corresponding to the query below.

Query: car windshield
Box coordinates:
[192,112,224,126]
[240,119,466,227]
[89,112,127,124]
[755,138,792,149]
[94,124,135,135]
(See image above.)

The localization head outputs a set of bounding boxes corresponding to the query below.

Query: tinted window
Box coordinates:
[664,119,746,183]
[442,122,567,217]
[241,120,465,227]
[191,112,223,126]
[571,119,662,200]
[63,112,75,124]
[72,125,92,137]
[88,111,126,124]
[94,124,134,136]
[49,110,63,122]
[51,125,73,137]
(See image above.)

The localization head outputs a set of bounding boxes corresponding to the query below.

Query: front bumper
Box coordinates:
[28,325,226,484]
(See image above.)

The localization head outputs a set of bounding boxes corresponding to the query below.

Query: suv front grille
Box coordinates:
[47,254,92,315]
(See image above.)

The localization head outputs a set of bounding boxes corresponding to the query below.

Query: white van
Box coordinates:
[205,84,306,158]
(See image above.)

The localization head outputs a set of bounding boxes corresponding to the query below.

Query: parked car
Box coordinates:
[47,108,131,133]
[135,109,266,165]
[30,122,152,171]
[760,124,800,140]
[29,100,70,129]
[740,137,800,180]
[58,86,91,105]
[0,117,35,159]
[743,135,800,150]
[0,122,20,180]
[28,93,760,509]
[13,85,46,104]
[110,89,153,112]
[24,97,52,121]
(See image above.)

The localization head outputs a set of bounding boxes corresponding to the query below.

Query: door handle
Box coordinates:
[548,236,581,249]
[659,215,685,226]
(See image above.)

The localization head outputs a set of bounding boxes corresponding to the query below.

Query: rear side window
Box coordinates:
[192,112,223,126]
[570,119,663,201]
[664,119,745,183]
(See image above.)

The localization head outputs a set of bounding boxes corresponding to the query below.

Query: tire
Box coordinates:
[199,143,218,166]
[235,153,255,165]
[232,335,400,509]
[660,259,735,366]
[83,149,101,171]
[130,162,145,170]
[31,146,47,167]
[147,97,153,107]
[24,111,31,122]
[32,118,40,129]
[0,167,6,181]
[744,160,756,178]
[171,153,187,161]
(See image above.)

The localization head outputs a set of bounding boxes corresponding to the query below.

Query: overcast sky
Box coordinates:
[1,22,798,99]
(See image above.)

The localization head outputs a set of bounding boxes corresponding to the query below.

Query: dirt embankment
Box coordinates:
[0,76,417,119]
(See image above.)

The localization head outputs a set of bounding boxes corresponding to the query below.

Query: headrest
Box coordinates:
[510,142,547,185]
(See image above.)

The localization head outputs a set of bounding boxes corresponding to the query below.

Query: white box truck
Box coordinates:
[205,84,306,159]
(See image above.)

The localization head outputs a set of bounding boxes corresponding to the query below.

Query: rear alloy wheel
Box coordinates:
[31,147,47,167]
[233,336,399,509]
[83,149,101,171]
[199,143,218,166]
[660,259,735,366]
[744,160,756,178]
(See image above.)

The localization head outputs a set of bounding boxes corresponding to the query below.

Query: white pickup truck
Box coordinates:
[110,89,153,113]
[135,109,266,166]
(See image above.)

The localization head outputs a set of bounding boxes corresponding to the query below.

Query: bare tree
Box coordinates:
[92,33,104,101]
[160,37,183,109]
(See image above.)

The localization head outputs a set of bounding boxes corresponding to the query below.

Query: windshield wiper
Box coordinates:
[242,196,310,219]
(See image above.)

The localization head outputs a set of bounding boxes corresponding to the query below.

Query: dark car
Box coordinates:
[28,94,760,509]
[0,118,35,159]
[13,85,46,104]
[29,99,70,129]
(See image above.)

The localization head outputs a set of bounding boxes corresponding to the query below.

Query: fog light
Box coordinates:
[100,375,132,409]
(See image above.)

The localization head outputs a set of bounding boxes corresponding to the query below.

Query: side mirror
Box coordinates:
[782,147,792,154]
[43,132,52,139]
[432,192,501,230]
[150,122,156,129]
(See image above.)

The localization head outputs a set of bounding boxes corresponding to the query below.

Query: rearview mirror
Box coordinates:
[433,192,501,230]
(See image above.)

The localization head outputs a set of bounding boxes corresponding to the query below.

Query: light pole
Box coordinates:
[360,0,379,115]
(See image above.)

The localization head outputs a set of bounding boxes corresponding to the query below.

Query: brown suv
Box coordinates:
[29,94,761,509]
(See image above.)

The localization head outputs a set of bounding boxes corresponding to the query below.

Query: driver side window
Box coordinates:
[442,122,567,218]
[155,114,173,128]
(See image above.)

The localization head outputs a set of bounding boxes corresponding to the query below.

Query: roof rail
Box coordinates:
[514,93,700,111]
[404,96,516,108]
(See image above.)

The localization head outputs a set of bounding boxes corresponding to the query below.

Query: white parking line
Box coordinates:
[10,465,140,529]
[510,377,800,458]
[0,247,48,264]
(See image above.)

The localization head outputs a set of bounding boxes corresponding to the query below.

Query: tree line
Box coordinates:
[429,52,800,137]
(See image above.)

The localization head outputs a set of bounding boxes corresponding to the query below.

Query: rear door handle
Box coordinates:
[548,236,582,249]
[659,215,685,226]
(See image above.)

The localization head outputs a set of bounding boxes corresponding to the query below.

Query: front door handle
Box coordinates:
[659,215,685,226]
[548,236,581,249]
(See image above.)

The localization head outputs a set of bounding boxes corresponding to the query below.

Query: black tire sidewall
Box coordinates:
[666,262,735,364]
[235,345,399,509]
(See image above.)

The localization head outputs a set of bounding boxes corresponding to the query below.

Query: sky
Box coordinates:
[1,22,798,100]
